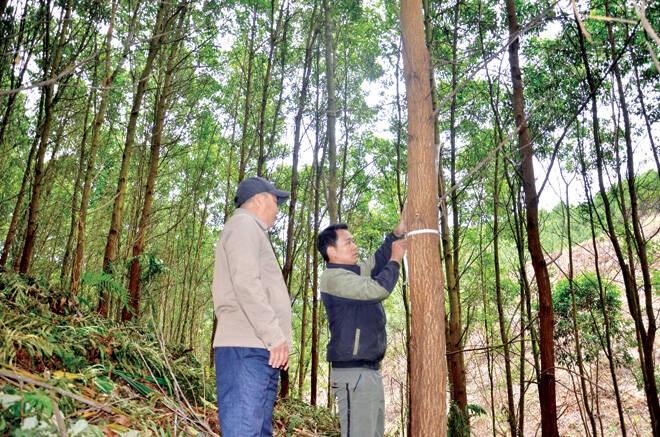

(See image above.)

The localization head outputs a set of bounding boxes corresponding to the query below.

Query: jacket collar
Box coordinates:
[234,208,268,231]
[326,262,360,274]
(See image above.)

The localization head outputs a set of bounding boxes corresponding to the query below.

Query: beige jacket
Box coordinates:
[212,208,292,350]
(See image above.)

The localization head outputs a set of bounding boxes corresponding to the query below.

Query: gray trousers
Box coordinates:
[330,367,385,437]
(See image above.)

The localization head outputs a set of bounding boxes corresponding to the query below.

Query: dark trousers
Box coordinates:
[215,347,279,437]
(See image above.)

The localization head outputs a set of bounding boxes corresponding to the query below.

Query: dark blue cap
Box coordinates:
[234,177,290,207]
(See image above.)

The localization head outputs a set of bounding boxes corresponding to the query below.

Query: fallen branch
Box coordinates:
[0,368,117,415]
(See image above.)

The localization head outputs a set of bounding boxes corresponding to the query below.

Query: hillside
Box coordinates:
[0,271,338,436]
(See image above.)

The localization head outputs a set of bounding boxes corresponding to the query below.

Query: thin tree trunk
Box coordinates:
[605,8,658,432]
[1,132,38,268]
[575,11,660,433]
[256,0,285,176]
[296,198,313,396]
[237,7,257,182]
[310,133,322,406]
[505,1,557,434]
[562,170,598,436]
[60,86,93,283]
[322,0,337,224]
[437,0,468,415]
[0,3,36,147]
[494,151,517,436]
[577,136,628,436]
[71,0,138,295]
[630,44,659,176]
[123,4,185,321]
[400,1,447,434]
[100,0,170,316]
[479,223,496,437]
[283,2,318,284]
[20,0,72,274]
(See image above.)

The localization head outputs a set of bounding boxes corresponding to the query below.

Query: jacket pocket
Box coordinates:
[352,328,361,356]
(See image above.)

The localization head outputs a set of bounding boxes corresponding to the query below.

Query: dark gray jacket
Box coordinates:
[320,233,401,367]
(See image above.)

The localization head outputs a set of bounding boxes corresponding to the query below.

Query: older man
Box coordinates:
[212,176,292,437]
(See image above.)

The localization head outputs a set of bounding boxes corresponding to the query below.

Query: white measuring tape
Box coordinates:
[405,228,441,237]
[401,229,440,280]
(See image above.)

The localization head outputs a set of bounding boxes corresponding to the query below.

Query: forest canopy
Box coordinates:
[0,0,658,435]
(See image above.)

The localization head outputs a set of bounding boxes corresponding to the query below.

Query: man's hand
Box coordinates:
[394,202,408,237]
[268,342,289,370]
[390,238,408,264]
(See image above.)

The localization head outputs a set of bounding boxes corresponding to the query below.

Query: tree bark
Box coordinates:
[575,11,660,433]
[400,1,447,434]
[322,0,338,224]
[100,0,170,316]
[123,4,185,321]
[19,0,73,274]
[505,0,558,434]
[71,0,138,295]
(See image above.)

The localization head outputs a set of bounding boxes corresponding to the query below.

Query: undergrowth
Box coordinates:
[0,270,338,436]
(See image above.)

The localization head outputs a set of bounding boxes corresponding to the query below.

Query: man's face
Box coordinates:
[327,229,358,265]
[260,192,279,228]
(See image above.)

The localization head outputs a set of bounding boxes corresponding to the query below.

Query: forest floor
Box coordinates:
[0,270,339,436]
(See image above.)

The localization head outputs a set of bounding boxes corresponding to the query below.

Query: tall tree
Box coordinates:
[505,0,557,434]
[70,0,139,295]
[322,0,338,223]
[19,0,77,273]
[100,0,171,316]
[124,3,186,321]
[400,0,447,434]
[574,9,660,433]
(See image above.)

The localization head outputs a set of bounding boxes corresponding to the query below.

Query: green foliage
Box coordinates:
[0,269,215,403]
[447,401,488,437]
[81,270,127,311]
[553,273,633,367]
[272,397,339,436]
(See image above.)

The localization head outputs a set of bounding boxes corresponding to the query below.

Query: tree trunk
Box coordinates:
[310,133,322,406]
[494,151,518,436]
[577,135,627,436]
[631,44,659,176]
[237,7,257,182]
[575,11,660,433]
[296,197,313,396]
[562,170,598,437]
[435,0,468,415]
[60,87,94,284]
[505,1,558,434]
[0,3,36,148]
[283,2,319,284]
[1,134,38,268]
[123,4,185,321]
[322,0,338,224]
[400,1,447,435]
[100,0,169,317]
[71,0,137,295]
[605,7,659,431]
[20,0,73,274]
[256,0,286,176]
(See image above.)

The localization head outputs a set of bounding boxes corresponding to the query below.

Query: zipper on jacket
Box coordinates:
[352,328,361,355]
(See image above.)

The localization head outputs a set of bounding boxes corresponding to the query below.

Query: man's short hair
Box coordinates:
[317,223,349,262]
